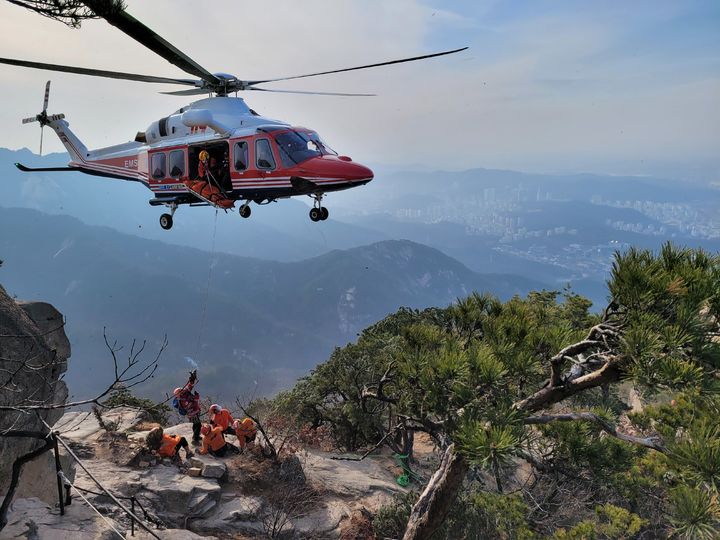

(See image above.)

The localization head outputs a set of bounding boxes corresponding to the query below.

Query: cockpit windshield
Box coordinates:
[273,129,337,167]
[300,130,338,157]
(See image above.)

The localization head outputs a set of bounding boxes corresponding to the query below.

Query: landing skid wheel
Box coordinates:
[239,205,251,218]
[309,193,328,222]
[159,213,173,230]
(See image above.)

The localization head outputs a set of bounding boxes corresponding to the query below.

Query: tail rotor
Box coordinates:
[22,81,65,156]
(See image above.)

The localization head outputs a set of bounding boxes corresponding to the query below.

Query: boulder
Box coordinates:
[278,454,306,485]
[201,463,227,479]
[187,468,202,477]
[294,500,350,537]
[2,497,121,540]
[132,530,218,540]
[0,288,72,503]
[220,495,263,521]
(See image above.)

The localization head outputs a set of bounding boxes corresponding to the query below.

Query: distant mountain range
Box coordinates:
[3,147,718,307]
[0,207,544,401]
[2,148,718,401]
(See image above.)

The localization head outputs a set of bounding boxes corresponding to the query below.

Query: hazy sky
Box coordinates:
[0,0,718,180]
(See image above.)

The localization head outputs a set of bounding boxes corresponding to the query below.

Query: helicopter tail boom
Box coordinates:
[47,117,90,165]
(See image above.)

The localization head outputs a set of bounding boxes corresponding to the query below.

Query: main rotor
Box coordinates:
[0,1,467,98]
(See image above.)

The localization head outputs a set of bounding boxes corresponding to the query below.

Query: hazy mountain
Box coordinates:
[3,148,717,310]
[0,207,544,401]
[0,148,389,261]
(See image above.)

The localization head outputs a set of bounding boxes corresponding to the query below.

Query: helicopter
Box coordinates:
[1,4,466,229]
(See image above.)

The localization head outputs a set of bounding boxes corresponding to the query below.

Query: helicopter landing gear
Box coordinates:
[160,213,173,230]
[160,202,178,230]
[309,193,329,222]
[239,202,251,219]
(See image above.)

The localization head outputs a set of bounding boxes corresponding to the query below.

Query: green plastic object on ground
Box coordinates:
[394,453,422,486]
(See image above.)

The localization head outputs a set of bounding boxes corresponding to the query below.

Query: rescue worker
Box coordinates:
[197,149,210,180]
[146,426,194,460]
[172,369,202,445]
[199,423,239,457]
[184,150,234,209]
[232,417,257,452]
[209,404,234,435]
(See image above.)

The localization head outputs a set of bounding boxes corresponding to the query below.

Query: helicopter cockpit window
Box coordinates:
[274,131,321,167]
[234,141,248,171]
[256,139,276,170]
[151,153,166,179]
[169,150,185,178]
[299,130,338,156]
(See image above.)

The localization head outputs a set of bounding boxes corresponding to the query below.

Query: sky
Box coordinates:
[0,0,718,181]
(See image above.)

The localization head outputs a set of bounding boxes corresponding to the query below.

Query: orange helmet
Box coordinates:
[199,150,210,162]
[209,404,221,414]
[173,387,183,397]
[200,424,211,436]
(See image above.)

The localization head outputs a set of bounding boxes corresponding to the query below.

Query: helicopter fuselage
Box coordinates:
[51,96,373,208]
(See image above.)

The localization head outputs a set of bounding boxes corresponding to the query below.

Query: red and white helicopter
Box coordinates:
[1,4,466,229]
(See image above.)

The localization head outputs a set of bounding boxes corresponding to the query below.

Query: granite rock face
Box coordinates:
[0,285,72,503]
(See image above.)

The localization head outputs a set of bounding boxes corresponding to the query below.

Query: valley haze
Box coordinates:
[1,148,718,402]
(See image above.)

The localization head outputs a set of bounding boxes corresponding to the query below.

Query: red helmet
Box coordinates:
[173,387,183,397]
[200,424,211,436]
[209,404,221,414]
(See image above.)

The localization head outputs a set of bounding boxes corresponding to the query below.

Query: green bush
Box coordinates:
[103,386,171,425]
[373,490,417,538]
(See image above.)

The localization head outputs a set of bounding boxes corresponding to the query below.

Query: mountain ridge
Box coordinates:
[0,207,545,400]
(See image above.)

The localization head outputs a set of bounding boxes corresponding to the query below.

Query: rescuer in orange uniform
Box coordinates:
[146,427,194,460]
[199,424,238,457]
[232,418,257,451]
[185,150,234,209]
[209,404,234,435]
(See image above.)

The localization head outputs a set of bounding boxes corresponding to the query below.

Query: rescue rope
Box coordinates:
[194,209,219,359]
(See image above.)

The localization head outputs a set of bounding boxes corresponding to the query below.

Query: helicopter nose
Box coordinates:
[342,160,374,182]
[300,156,373,184]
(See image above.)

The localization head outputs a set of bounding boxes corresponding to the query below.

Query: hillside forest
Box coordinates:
[269,243,720,538]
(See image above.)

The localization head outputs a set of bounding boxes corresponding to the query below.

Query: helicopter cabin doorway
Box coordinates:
[188,141,232,192]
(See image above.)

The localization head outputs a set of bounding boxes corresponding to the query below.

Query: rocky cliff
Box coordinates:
[0,285,71,503]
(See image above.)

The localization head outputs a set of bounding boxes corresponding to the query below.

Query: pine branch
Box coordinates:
[524,412,666,453]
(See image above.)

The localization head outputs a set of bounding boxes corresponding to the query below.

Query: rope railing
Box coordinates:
[36,414,162,539]
[59,477,164,529]
[53,431,162,539]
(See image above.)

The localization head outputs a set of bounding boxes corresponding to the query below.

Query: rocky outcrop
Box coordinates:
[0,285,72,504]
[5,411,408,538]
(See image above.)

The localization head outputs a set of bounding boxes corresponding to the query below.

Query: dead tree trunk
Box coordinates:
[402,444,468,540]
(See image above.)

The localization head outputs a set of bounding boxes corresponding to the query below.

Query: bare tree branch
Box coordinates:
[524,412,666,453]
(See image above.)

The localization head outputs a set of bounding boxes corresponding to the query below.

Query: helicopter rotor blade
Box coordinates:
[160,88,213,96]
[0,57,199,86]
[248,87,376,97]
[43,80,50,111]
[82,1,220,86]
[246,47,468,86]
